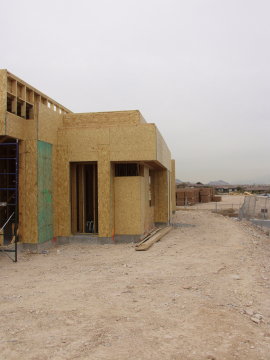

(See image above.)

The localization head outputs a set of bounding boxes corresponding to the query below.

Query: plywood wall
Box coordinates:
[57,127,109,161]
[142,166,155,233]
[156,128,171,170]
[5,113,26,140]
[63,110,143,128]
[55,144,70,237]
[20,140,38,243]
[109,124,156,162]
[154,169,169,223]
[114,176,143,235]
[38,103,63,144]
[0,69,7,134]
[37,141,53,243]
[171,160,176,213]
[98,145,112,237]
[55,120,172,239]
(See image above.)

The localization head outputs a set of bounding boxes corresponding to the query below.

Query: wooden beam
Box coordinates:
[71,164,77,233]
[135,226,172,251]
[78,164,85,232]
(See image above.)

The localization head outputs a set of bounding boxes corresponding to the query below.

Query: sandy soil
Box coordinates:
[1,203,270,359]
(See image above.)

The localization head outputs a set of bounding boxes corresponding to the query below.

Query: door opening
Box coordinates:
[70,163,98,234]
[0,136,19,262]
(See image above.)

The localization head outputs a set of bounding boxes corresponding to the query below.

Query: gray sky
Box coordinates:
[1,0,269,184]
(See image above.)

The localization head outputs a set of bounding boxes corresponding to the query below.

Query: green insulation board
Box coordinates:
[37,141,53,243]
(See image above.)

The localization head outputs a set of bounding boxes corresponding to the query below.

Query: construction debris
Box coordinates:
[135,226,172,251]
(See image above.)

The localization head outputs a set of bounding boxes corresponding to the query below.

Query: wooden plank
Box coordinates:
[135,226,172,251]
[78,164,85,232]
[93,164,98,233]
[135,227,159,247]
[70,164,77,233]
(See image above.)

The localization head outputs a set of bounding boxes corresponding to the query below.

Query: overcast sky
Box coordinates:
[1,0,269,184]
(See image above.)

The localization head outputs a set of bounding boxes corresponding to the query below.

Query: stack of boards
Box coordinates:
[135,226,172,251]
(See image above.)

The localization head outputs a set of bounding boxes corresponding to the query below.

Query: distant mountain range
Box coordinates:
[207,180,230,186]
[176,179,230,186]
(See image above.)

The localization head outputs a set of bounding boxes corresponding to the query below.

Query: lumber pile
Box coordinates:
[176,187,221,206]
[135,226,172,251]
[200,188,212,203]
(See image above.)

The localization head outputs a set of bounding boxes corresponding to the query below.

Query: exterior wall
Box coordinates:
[6,113,26,140]
[55,121,171,238]
[142,166,155,233]
[98,145,112,237]
[0,70,174,244]
[37,141,53,243]
[154,169,170,224]
[109,125,157,162]
[19,140,38,243]
[0,69,7,134]
[156,128,171,171]
[38,103,64,144]
[63,110,145,127]
[55,143,69,237]
[114,177,143,235]
[171,159,176,213]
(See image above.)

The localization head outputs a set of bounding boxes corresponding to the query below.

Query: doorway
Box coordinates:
[0,137,19,260]
[70,162,98,234]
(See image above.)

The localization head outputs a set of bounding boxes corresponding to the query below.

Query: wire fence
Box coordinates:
[239,196,270,220]
[177,203,242,213]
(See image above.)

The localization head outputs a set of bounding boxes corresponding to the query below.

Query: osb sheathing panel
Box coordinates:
[114,176,143,235]
[171,160,176,213]
[58,124,172,167]
[18,142,25,242]
[156,128,171,171]
[21,140,38,243]
[38,103,63,144]
[57,127,109,161]
[0,69,7,134]
[63,110,142,128]
[139,113,147,124]
[154,169,169,223]
[54,144,70,236]
[142,166,155,233]
[55,143,114,238]
[109,124,157,162]
[55,113,172,237]
[98,145,112,237]
[24,119,37,140]
[5,113,26,140]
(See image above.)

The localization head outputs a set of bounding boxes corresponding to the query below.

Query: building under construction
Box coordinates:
[0,70,176,252]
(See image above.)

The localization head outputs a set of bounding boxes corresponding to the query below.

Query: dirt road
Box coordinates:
[1,208,270,359]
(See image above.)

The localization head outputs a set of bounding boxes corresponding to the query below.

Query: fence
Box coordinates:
[177,202,242,213]
[239,196,270,220]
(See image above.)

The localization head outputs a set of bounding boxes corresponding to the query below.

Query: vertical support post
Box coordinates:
[78,164,85,233]
[70,163,77,233]
[98,145,112,238]
[171,160,176,214]
[154,169,169,224]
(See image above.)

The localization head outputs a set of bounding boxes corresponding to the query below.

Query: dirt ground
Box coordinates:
[1,196,270,359]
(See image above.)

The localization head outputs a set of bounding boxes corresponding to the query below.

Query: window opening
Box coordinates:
[26,103,33,119]
[115,163,140,177]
